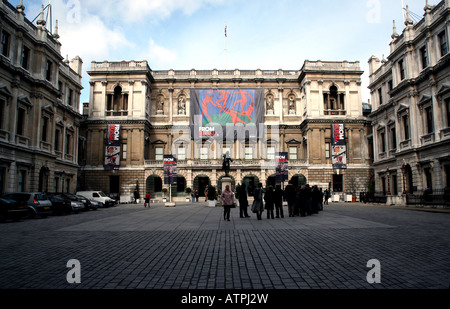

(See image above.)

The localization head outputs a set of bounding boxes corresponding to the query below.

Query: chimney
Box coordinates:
[70,56,83,76]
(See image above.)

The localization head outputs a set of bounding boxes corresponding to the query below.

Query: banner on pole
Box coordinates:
[331,123,347,169]
[276,152,289,183]
[105,124,121,170]
[164,155,177,185]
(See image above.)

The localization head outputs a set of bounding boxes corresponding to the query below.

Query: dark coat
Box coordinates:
[284,184,296,204]
[264,188,275,210]
[274,187,283,207]
[252,187,264,212]
[238,186,249,207]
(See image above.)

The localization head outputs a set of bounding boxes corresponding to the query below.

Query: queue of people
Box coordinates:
[220,181,328,221]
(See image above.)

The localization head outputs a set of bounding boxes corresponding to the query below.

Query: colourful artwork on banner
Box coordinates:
[190,89,265,139]
[105,124,121,170]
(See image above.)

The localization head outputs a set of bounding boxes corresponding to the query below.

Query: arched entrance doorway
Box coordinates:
[146,175,162,197]
[291,174,307,188]
[403,164,413,194]
[194,175,211,197]
[243,174,259,196]
[266,174,276,189]
[171,175,186,197]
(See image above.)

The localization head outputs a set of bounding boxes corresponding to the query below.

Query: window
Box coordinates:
[177,146,185,161]
[402,115,410,140]
[0,98,5,129]
[289,146,298,160]
[424,167,433,189]
[420,45,428,69]
[267,146,275,160]
[54,177,59,192]
[22,46,30,70]
[42,117,49,142]
[106,86,128,116]
[18,170,26,192]
[16,108,25,136]
[54,129,60,151]
[200,147,208,160]
[66,134,71,154]
[392,174,398,195]
[66,178,71,193]
[380,131,386,153]
[325,143,330,159]
[388,80,393,94]
[399,59,405,80]
[1,31,10,57]
[439,31,448,57]
[446,98,450,127]
[45,60,53,81]
[155,147,163,161]
[245,147,253,160]
[425,106,434,134]
[390,127,397,150]
[68,89,73,107]
[122,143,127,160]
[378,88,383,105]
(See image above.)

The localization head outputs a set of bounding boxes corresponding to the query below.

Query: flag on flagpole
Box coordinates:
[225,24,227,37]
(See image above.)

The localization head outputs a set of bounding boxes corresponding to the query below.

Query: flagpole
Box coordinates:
[224,23,227,69]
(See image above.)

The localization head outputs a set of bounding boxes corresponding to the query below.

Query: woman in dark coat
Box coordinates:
[264,186,275,219]
[238,184,250,218]
[252,183,265,220]
[274,185,284,218]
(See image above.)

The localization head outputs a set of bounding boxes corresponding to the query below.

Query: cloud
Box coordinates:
[82,0,226,23]
[140,39,177,69]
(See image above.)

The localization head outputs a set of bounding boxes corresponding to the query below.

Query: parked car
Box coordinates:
[2,193,53,218]
[74,194,98,211]
[76,191,116,208]
[0,198,28,222]
[47,195,72,215]
[47,193,84,214]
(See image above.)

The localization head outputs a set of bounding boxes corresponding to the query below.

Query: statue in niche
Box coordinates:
[178,96,186,115]
[289,96,296,114]
[157,97,164,114]
[266,96,274,114]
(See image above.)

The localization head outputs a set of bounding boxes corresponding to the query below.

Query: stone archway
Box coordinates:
[146,175,162,196]
[193,174,211,197]
[291,174,307,188]
[242,174,260,196]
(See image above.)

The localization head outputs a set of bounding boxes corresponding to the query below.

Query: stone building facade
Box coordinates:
[0,1,83,194]
[368,0,450,204]
[80,59,372,202]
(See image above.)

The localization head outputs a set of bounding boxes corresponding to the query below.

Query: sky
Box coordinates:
[16,0,441,105]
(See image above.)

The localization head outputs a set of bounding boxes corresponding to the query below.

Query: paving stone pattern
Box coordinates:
[0,203,449,290]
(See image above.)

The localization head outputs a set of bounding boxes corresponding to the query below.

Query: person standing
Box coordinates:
[204,185,209,202]
[264,186,275,219]
[144,192,151,208]
[195,190,199,202]
[221,185,234,221]
[274,185,284,218]
[252,183,265,220]
[324,189,329,205]
[284,180,296,217]
[133,189,139,204]
[238,184,250,218]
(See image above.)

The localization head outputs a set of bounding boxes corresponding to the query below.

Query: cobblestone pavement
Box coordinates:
[0,202,449,293]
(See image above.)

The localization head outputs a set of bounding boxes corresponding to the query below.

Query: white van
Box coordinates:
[76,191,116,208]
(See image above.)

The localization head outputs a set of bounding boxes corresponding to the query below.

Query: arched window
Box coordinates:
[324,85,345,115]
[106,85,128,116]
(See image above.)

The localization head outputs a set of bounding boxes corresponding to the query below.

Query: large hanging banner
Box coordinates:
[105,124,121,170]
[331,123,347,169]
[164,155,177,185]
[276,152,289,183]
[190,89,265,140]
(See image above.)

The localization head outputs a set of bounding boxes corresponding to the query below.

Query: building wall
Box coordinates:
[80,60,372,200]
[0,1,82,194]
[368,0,450,202]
